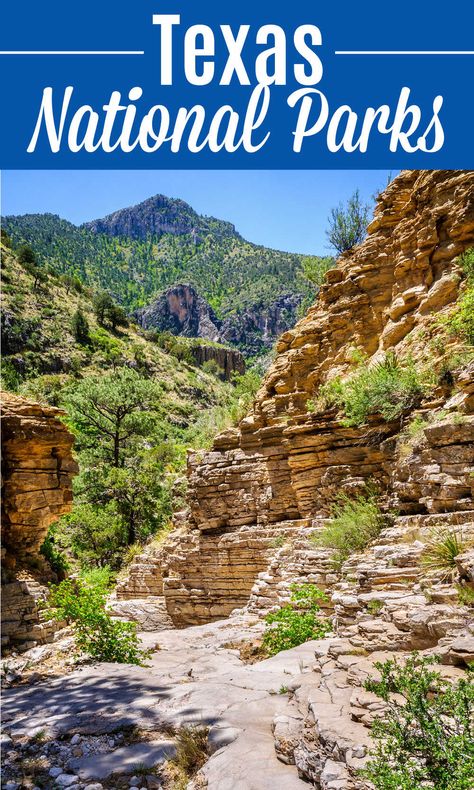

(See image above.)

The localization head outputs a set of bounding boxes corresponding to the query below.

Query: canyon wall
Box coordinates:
[136,283,223,341]
[1,392,77,649]
[116,171,474,787]
[118,170,474,629]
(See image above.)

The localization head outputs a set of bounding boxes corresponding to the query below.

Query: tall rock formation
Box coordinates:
[136,282,295,363]
[136,283,246,379]
[118,170,474,630]
[1,392,77,649]
[136,283,223,341]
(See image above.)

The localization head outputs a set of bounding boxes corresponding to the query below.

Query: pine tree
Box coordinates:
[72,308,90,344]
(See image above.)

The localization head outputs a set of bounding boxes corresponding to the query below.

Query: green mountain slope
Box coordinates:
[2,196,318,320]
[1,239,261,570]
[0,239,248,429]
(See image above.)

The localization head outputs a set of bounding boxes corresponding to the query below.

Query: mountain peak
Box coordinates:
[82,193,239,241]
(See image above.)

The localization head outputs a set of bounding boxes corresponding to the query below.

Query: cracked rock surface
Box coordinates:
[2,615,328,789]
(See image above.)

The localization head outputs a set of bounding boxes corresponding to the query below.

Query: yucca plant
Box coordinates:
[421,528,466,580]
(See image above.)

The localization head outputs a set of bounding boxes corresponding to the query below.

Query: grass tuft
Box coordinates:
[313,492,386,568]
[319,352,434,427]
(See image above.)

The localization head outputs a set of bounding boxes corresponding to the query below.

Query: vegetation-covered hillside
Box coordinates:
[2,198,323,320]
[0,238,260,571]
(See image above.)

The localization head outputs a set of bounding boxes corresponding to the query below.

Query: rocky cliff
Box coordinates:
[118,170,474,619]
[137,283,223,341]
[115,169,474,786]
[136,282,300,360]
[83,193,238,241]
[1,392,77,649]
[220,292,304,357]
[136,283,245,379]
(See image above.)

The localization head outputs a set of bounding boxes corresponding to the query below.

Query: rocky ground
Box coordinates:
[1,616,323,790]
[3,605,472,790]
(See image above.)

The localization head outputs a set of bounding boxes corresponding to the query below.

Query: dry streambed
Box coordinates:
[1,615,322,790]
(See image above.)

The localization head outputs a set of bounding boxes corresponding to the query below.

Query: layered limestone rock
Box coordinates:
[140,169,473,626]
[190,343,245,380]
[118,172,474,629]
[108,171,474,786]
[390,412,474,514]
[1,392,77,649]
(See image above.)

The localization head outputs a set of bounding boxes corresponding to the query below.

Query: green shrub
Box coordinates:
[321,352,432,426]
[201,359,224,378]
[0,358,22,391]
[46,577,148,664]
[447,288,474,344]
[445,248,474,344]
[326,189,371,253]
[456,584,474,607]
[362,653,474,790]
[314,492,385,568]
[421,528,467,580]
[367,599,384,616]
[271,534,286,548]
[300,255,335,287]
[57,503,127,569]
[19,374,66,407]
[262,583,331,656]
[79,565,114,592]
[459,246,474,281]
[405,413,428,439]
[40,527,69,577]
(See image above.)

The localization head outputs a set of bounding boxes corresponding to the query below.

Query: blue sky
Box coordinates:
[1,170,395,255]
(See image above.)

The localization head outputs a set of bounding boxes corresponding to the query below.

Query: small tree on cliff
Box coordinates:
[326,189,371,253]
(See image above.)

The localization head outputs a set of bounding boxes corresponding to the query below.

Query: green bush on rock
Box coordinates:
[46,577,149,665]
[362,653,474,790]
[320,352,432,427]
[314,492,386,568]
[446,247,474,345]
[262,583,331,656]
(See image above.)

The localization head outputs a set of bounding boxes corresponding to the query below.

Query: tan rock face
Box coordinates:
[190,343,245,380]
[117,171,474,627]
[1,392,77,649]
[1,392,77,566]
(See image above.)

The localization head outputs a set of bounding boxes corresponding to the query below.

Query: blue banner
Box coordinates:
[1,0,473,168]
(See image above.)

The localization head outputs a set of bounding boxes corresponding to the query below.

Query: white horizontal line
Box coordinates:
[0,50,144,55]
[335,50,474,55]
